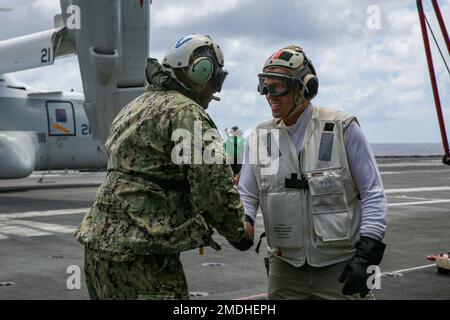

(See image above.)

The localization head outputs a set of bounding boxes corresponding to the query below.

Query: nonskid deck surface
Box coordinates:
[0,158,449,300]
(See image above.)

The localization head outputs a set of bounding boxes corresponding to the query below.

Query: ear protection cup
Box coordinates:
[189,57,213,84]
[302,74,319,100]
[293,62,319,101]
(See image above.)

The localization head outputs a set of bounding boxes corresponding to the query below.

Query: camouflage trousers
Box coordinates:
[84,247,189,300]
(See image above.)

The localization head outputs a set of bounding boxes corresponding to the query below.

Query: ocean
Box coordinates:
[370,143,444,157]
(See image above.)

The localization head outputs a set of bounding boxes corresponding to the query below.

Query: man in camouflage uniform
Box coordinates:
[74,34,254,300]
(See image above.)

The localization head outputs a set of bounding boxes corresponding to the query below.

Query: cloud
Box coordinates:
[12,56,82,93]
[0,0,56,40]
[152,0,251,28]
[31,0,61,12]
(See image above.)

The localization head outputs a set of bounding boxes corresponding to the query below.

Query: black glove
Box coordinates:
[229,216,254,251]
[339,236,386,297]
[229,237,254,251]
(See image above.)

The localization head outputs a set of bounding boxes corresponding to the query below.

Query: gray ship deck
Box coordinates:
[0,158,449,300]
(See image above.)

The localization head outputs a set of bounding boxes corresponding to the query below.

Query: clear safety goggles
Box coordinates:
[257,72,297,97]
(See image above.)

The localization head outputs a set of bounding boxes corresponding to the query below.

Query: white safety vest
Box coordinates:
[251,106,362,267]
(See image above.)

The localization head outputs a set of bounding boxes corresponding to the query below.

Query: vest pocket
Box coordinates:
[264,191,304,249]
[306,168,351,244]
[312,211,350,242]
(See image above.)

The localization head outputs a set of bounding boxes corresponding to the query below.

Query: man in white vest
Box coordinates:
[238,45,387,299]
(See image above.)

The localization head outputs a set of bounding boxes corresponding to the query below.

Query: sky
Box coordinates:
[0,0,449,143]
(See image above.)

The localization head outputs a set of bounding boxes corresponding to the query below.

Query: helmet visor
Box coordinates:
[257,73,297,97]
[214,68,228,92]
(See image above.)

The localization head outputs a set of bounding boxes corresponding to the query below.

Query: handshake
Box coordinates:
[229,215,255,251]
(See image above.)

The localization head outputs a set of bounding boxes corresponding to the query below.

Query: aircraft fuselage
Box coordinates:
[0,81,107,178]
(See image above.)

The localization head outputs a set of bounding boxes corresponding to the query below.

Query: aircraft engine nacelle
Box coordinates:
[60,0,150,142]
[0,132,38,179]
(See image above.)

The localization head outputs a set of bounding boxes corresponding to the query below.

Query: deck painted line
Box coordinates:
[0,208,90,220]
[385,186,450,194]
[388,195,429,201]
[10,220,77,234]
[378,162,442,168]
[0,225,51,237]
[388,199,450,207]
[29,171,104,177]
[381,169,450,175]
[381,264,436,275]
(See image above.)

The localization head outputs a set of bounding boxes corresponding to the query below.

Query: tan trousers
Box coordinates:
[267,256,374,300]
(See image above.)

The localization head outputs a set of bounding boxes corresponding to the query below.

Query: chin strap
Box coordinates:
[275,100,308,125]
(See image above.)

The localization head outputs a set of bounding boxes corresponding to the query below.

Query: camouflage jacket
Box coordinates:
[74,58,247,256]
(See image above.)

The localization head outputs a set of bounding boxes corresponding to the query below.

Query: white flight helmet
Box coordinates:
[259,45,319,101]
[162,34,227,92]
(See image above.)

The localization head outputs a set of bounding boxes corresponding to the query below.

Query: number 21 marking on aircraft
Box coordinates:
[41,47,52,63]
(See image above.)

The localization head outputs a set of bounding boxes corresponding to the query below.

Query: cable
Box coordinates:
[425,14,450,78]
